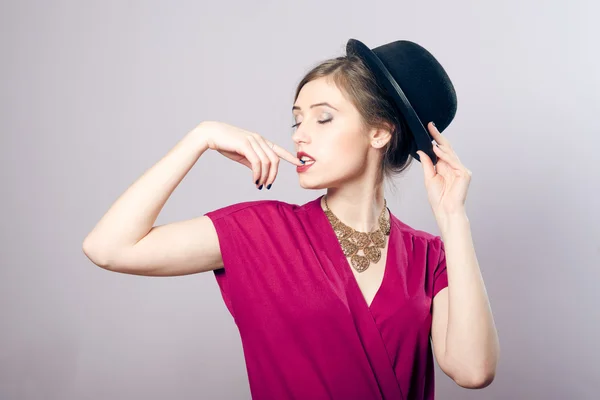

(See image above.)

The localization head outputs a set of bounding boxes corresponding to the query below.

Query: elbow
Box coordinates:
[82,238,118,271]
[455,368,496,389]
[445,354,498,389]
[447,340,500,389]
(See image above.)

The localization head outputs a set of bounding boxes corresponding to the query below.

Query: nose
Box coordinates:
[292,124,311,146]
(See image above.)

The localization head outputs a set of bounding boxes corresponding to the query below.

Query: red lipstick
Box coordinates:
[296,151,315,173]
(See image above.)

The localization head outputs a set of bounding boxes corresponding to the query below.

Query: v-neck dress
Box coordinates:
[204,195,449,400]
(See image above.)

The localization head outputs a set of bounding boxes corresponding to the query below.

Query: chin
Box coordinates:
[298,179,326,190]
[298,174,328,190]
[298,172,345,190]
[297,162,354,190]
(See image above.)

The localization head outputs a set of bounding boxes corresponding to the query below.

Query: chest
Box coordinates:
[347,239,390,308]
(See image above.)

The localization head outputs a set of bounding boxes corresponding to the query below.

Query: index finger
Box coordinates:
[265,140,304,166]
[428,122,451,148]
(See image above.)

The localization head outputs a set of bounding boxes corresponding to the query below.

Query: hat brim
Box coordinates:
[346,39,437,165]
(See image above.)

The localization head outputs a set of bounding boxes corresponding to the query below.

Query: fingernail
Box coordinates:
[267,183,272,190]
[431,121,436,127]
[255,179,259,185]
[258,184,263,190]
[300,159,305,164]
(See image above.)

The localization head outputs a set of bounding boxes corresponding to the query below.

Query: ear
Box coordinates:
[370,124,393,149]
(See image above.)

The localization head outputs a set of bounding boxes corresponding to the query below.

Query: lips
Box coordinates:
[297,151,315,164]
[296,162,314,173]
[296,151,315,173]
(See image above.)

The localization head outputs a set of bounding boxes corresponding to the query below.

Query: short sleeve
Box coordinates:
[432,236,448,298]
[204,200,288,321]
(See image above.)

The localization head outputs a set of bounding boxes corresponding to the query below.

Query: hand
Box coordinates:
[416,122,472,218]
[196,121,304,189]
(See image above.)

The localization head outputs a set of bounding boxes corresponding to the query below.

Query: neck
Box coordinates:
[321,185,387,232]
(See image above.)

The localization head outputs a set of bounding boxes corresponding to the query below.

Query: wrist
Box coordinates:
[189,121,214,153]
[436,209,469,234]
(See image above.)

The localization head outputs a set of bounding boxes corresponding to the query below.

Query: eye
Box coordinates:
[291,118,333,129]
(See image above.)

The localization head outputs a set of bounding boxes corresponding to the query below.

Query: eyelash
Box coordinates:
[291,118,332,129]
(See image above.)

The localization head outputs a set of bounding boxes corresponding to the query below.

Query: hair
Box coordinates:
[293,54,414,188]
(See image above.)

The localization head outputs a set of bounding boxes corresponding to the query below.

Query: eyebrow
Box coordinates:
[292,102,339,112]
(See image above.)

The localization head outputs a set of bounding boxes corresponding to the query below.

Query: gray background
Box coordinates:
[1,0,599,399]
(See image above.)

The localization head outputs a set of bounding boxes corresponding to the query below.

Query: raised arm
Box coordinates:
[82,123,223,276]
[82,121,302,276]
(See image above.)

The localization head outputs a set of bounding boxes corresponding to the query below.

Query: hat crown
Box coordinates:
[347,39,457,134]
[346,39,457,135]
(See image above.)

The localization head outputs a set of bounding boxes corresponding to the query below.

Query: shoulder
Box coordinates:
[204,198,307,222]
[203,199,313,252]
[390,213,443,248]
[390,215,446,275]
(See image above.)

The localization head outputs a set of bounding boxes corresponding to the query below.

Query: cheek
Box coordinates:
[339,129,367,158]
[323,134,367,171]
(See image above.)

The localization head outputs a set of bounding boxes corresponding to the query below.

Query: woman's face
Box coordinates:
[292,77,376,190]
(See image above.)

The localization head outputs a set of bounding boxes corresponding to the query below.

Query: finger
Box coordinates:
[253,135,280,188]
[265,139,304,166]
[437,143,462,163]
[247,136,271,187]
[242,141,263,186]
[432,144,464,171]
[236,157,252,169]
[417,150,436,181]
[428,122,452,148]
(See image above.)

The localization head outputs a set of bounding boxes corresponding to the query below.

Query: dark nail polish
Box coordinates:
[255,179,259,185]
[300,159,306,164]
[266,183,272,190]
[258,184,263,190]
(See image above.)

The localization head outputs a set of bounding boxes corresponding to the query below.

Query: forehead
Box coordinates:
[294,77,348,110]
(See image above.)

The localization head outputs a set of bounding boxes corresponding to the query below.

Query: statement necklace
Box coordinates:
[323,195,391,273]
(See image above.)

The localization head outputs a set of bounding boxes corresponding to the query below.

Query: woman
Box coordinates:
[83,39,499,399]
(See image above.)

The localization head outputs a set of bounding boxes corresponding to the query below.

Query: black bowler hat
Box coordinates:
[346,38,457,165]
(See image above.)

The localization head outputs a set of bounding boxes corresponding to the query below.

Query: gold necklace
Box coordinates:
[323,195,391,273]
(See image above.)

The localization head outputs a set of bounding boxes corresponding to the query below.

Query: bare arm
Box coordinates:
[82,122,221,276]
[82,121,303,276]
[431,215,499,389]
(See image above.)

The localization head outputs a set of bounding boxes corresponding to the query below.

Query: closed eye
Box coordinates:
[291,118,333,129]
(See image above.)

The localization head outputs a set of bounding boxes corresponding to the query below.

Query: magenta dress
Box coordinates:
[205,195,448,400]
